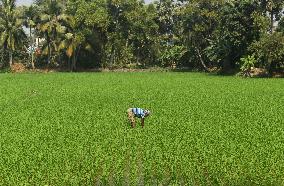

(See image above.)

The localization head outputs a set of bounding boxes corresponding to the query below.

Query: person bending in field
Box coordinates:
[127,108,150,128]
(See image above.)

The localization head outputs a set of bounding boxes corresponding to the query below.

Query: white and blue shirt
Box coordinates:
[132,108,146,118]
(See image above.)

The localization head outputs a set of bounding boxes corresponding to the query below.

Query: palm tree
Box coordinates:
[59,32,80,71]
[36,0,65,65]
[59,16,93,71]
[0,0,27,67]
[23,5,39,69]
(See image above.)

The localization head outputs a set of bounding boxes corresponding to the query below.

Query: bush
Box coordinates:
[158,45,187,68]
[249,32,284,74]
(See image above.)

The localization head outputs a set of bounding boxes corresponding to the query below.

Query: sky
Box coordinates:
[17,0,154,6]
[17,0,33,6]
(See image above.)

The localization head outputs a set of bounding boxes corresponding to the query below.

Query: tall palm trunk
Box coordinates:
[30,26,35,69]
[68,57,71,71]
[9,50,13,67]
[31,49,35,69]
[71,47,81,71]
[71,53,76,72]
[46,32,51,65]
[270,11,274,34]
[48,43,51,65]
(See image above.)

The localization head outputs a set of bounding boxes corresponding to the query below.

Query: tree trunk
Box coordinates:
[111,48,116,67]
[30,26,35,69]
[270,11,274,34]
[68,57,71,71]
[9,50,13,67]
[48,43,51,65]
[269,60,276,76]
[31,52,35,69]
[126,30,130,48]
[196,48,210,72]
[71,53,76,72]
[46,33,51,65]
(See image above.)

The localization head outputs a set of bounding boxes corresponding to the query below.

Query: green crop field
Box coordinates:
[0,72,283,185]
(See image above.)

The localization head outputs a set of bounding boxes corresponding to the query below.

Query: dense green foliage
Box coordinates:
[0,72,283,184]
[0,0,27,66]
[0,0,284,74]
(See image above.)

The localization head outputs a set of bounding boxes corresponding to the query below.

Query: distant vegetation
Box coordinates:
[0,0,284,75]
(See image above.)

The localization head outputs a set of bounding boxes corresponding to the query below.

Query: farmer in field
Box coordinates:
[127,108,150,128]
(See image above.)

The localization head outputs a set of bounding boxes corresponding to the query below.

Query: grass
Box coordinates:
[0,72,283,185]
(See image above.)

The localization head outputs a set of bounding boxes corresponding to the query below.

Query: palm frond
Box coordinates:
[58,40,67,50]
[66,45,74,58]
[56,24,66,34]
[40,14,50,22]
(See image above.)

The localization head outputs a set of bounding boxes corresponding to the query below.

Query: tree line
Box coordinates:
[0,0,284,75]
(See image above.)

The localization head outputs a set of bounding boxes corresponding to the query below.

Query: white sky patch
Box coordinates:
[16,0,33,6]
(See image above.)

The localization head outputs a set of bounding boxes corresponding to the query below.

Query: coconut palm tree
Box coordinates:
[36,0,65,65]
[23,5,39,69]
[59,32,80,71]
[0,0,27,67]
[59,15,93,71]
